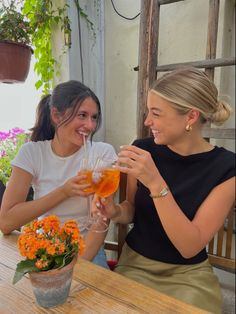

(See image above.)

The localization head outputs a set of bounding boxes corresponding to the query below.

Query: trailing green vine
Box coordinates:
[22,0,71,94]
[1,0,95,94]
[74,0,94,34]
[24,0,95,95]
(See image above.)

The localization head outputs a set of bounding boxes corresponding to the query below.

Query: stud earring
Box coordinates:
[185,124,192,132]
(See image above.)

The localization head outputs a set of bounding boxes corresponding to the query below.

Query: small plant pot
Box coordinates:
[0,41,33,83]
[29,257,77,308]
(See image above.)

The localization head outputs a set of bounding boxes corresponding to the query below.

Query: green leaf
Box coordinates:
[54,255,65,267]
[35,80,43,90]
[12,260,39,285]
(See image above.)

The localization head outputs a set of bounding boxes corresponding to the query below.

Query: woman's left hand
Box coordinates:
[117,145,163,190]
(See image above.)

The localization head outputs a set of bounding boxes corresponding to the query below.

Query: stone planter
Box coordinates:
[0,41,33,83]
[29,257,77,308]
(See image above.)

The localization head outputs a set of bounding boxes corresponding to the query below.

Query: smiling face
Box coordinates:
[145,91,191,146]
[52,97,99,151]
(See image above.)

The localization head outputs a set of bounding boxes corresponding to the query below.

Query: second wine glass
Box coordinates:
[80,157,120,232]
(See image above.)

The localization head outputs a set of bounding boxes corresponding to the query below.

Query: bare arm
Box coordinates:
[117,145,235,258]
[0,166,93,234]
[81,229,108,261]
[151,177,235,258]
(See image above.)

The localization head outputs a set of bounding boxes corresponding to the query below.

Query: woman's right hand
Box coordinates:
[91,194,119,220]
[61,174,94,197]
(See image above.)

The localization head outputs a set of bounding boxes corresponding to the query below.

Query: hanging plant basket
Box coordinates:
[0,41,33,83]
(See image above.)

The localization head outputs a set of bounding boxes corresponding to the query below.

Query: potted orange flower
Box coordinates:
[13,215,85,308]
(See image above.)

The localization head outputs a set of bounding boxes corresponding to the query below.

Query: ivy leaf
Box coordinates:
[35,79,43,90]
[12,260,39,285]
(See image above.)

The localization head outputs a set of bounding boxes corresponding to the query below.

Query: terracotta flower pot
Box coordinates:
[0,41,33,83]
[29,257,77,308]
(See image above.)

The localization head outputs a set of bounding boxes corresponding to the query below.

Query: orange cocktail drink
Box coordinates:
[79,169,96,193]
[80,167,120,196]
[95,167,120,197]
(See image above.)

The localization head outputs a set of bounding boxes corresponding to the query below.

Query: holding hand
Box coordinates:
[91,194,119,220]
[62,174,94,198]
[117,145,163,191]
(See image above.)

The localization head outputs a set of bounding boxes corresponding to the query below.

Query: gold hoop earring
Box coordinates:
[185,124,192,132]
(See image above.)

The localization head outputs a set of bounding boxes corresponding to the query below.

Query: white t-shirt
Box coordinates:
[11,140,117,227]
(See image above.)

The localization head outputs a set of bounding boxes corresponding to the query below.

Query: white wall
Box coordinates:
[0,55,42,133]
[67,0,106,141]
[104,0,140,151]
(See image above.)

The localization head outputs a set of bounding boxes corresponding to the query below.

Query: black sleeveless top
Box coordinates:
[126,137,235,264]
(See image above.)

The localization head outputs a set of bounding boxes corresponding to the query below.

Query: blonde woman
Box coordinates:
[94,68,235,313]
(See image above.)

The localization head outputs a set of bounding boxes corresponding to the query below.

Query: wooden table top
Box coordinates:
[0,232,211,314]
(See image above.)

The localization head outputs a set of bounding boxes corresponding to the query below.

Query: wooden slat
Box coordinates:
[225,207,234,258]
[202,127,235,139]
[117,173,128,257]
[104,241,119,252]
[155,57,235,72]
[205,0,220,80]
[207,207,235,272]
[208,237,215,255]
[119,173,127,202]
[208,255,235,273]
[216,225,224,256]
[137,0,159,139]
[159,0,184,5]
[105,173,128,257]
[117,224,128,258]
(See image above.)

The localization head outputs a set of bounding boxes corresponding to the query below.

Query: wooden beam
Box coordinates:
[104,241,118,252]
[208,255,235,273]
[159,0,184,4]
[202,127,235,139]
[205,0,220,80]
[137,0,159,139]
[155,57,235,72]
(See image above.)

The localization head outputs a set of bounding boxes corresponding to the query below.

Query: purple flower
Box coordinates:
[0,127,28,185]
[0,150,7,157]
[11,127,25,136]
[0,132,9,141]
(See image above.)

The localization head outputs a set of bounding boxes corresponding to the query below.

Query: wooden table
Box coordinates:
[0,232,211,314]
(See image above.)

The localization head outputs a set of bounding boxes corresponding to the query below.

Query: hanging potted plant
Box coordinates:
[0,0,33,83]
[1,0,93,93]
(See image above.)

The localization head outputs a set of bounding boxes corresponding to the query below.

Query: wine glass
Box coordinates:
[79,157,120,233]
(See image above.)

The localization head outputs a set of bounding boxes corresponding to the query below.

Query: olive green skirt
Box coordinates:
[115,243,222,314]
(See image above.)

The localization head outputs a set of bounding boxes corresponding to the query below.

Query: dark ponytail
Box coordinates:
[30,95,55,142]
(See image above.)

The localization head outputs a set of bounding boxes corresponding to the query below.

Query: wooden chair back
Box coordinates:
[208,205,235,273]
[104,173,128,259]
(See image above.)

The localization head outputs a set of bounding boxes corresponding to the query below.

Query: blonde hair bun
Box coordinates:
[151,67,233,126]
[210,100,233,125]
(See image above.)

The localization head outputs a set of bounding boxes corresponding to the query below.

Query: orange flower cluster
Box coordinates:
[17,215,85,270]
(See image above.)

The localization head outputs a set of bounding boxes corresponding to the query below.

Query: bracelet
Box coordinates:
[150,186,169,199]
